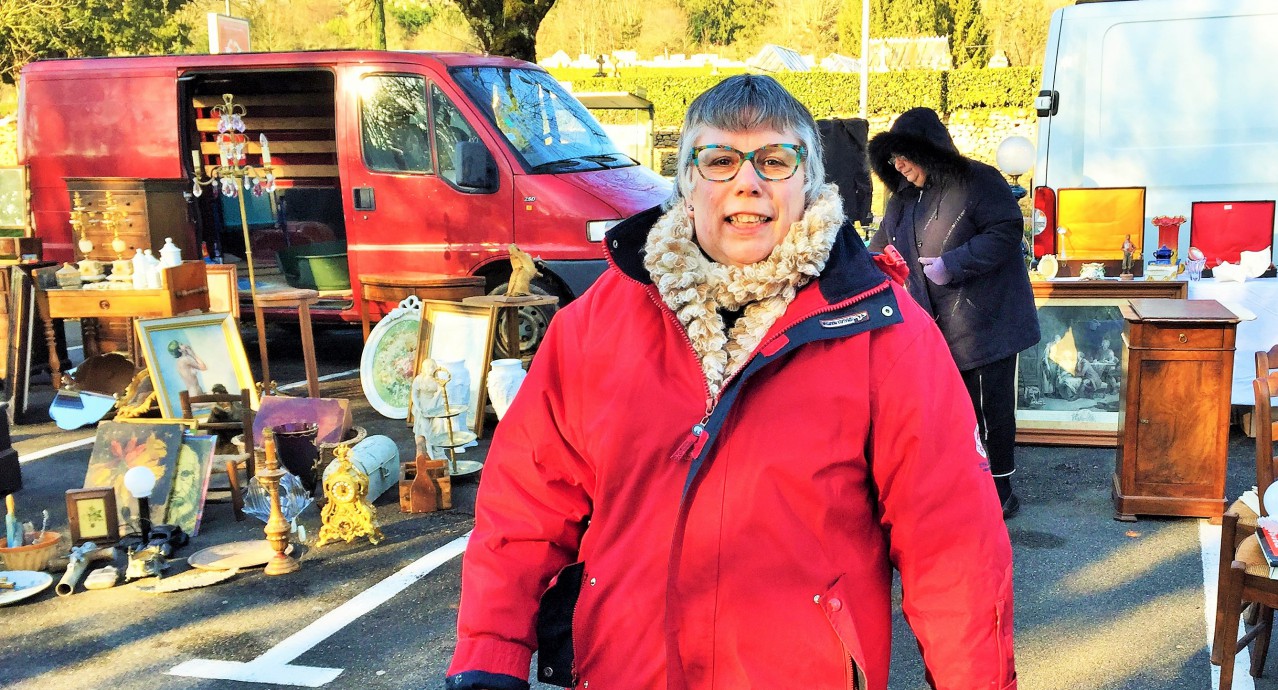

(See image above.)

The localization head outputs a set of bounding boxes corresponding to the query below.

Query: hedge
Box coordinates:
[549,66,1038,127]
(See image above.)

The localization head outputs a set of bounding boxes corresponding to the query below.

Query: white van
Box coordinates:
[1031,0,1278,405]
[1032,0,1278,264]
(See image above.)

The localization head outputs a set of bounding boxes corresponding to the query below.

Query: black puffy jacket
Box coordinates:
[867,107,1040,371]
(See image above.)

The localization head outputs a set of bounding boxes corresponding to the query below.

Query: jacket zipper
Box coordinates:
[674,279,894,465]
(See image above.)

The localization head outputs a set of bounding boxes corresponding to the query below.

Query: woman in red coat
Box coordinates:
[447,75,1016,690]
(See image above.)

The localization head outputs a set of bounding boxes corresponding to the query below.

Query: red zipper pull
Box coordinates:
[670,422,705,462]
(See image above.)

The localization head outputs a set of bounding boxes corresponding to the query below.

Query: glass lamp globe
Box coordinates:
[996,136,1035,177]
[123,465,156,499]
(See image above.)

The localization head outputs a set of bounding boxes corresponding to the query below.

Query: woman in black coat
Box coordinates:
[868,107,1040,518]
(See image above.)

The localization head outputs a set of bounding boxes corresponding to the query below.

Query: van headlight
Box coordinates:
[587,220,621,242]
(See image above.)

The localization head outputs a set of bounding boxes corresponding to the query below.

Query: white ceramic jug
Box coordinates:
[486,358,527,421]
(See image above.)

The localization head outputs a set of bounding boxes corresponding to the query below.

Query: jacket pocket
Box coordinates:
[817,574,869,690]
[536,561,585,688]
[995,597,1017,689]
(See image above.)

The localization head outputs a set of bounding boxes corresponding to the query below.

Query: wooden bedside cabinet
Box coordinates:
[1113,298,1239,520]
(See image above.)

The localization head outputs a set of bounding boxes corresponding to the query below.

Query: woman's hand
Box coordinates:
[919,256,952,285]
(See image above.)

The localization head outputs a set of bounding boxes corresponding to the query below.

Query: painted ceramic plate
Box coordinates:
[188,540,293,570]
[0,570,54,606]
[1037,253,1060,280]
[361,301,422,419]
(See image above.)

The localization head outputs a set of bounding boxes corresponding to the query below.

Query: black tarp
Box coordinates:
[818,118,873,227]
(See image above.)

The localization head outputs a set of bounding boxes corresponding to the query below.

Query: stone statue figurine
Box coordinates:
[411,358,442,460]
[506,244,541,297]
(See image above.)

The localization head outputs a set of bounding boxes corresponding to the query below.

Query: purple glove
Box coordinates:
[919,256,952,285]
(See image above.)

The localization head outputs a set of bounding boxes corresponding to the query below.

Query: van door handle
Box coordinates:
[353,187,375,211]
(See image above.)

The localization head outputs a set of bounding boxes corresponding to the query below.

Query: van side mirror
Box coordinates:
[457,141,497,191]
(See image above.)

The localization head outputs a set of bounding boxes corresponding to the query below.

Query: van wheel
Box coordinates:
[487,279,559,359]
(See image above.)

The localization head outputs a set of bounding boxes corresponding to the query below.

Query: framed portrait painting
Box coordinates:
[1015,279,1187,446]
[135,312,258,421]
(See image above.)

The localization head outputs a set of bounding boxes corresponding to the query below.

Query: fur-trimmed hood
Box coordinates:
[868,107,968,194]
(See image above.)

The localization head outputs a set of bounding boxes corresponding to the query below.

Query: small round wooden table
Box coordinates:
[358,272,487,342]
[254,287,320,397]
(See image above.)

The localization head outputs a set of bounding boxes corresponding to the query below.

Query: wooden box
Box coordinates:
[1113,299,1239,520]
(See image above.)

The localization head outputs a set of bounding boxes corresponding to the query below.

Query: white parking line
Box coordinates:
[1200,519,1254,690]
[169,532,470,687]
[276,368,360,392]
[18,436,95,464]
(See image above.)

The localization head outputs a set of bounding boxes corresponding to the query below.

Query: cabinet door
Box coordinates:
[1131,353,1229,497]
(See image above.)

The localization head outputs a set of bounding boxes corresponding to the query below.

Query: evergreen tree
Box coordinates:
[835,0,888,57]
[949,0,989,67]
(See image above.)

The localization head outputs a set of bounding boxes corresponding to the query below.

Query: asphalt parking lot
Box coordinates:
[1,320,1274,689]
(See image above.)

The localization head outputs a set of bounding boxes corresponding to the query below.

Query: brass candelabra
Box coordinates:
[190,92,277,391]
[259,429,300,576]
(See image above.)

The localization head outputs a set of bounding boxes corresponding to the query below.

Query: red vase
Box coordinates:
[1157,223,1182,258]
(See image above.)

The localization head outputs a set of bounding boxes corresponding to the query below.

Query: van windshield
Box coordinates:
[451,66,634,173]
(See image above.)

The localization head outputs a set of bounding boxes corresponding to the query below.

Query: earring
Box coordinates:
[686,205,694,214]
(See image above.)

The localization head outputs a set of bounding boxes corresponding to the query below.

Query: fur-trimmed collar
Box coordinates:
[868,107,969,194]
[642,184,844,398]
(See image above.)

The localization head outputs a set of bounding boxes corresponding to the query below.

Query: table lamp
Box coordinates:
[996,135,1035,201]
[123,466,156,542]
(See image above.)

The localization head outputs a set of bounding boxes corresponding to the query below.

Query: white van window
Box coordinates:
[360,74,433,174]
[451,66,633,173]
[430,85,480,185]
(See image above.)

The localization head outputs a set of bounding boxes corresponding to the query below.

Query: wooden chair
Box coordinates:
[1213,370,1278,688]
[179,389,255,521]
[1226,346,1278,540]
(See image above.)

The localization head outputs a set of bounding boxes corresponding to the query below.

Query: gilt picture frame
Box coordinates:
[412,299,498,438]
[1015,279,1187,446]
[135,312,258,421]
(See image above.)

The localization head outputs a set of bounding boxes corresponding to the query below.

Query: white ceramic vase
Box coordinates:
[486,358,527,421]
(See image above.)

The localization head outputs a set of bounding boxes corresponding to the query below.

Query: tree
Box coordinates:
[882,0,950,38]
[388,0,438,39]
[0,0,192,85]
[681,0,772,48]
[835,0,887,56]
[450,0,557,62]
[949,0,989,67]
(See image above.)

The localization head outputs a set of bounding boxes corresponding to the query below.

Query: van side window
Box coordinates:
[360,74,432,174]
[430,85,480,185]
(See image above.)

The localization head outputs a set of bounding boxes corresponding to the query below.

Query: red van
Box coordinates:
[18,50,671,354]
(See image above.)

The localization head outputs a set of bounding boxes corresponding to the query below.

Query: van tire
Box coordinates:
[487,278,559,359]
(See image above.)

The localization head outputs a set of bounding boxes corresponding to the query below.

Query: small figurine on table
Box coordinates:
[506,244,541,297]
[1120,234,1138,280]
[410,358,442,460]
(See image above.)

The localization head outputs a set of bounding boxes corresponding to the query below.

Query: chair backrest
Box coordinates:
[1259,344,1278,379]
[1256,370,1278,513]
[179,388,256,477]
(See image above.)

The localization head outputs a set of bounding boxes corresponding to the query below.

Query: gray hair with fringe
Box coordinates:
[668,74,825,210]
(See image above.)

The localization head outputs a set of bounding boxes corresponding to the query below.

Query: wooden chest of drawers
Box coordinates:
[65,178,197,351]
[1113,299,1239,520]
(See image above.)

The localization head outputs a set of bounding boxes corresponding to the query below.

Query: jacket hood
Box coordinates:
[604,200,888,306]
[868,107,968,193]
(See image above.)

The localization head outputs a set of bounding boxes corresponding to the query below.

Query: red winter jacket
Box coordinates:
[447,208,1016,690]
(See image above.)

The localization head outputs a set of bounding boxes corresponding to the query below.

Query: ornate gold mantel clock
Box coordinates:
[316,445,384,547]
